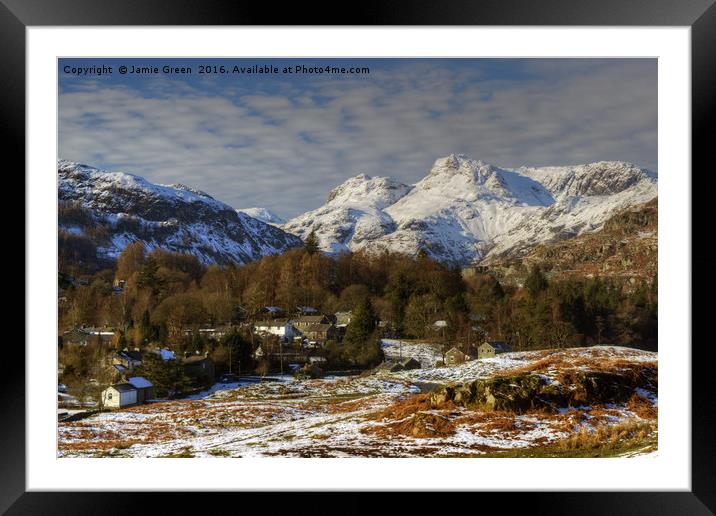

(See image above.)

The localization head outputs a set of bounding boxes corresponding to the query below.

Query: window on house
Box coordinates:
[108,393,112,399]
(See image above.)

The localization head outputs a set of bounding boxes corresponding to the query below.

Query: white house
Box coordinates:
[253,319,296,340]
[101,383,137,409]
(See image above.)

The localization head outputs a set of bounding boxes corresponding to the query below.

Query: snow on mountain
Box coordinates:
[283,154,657,264]
[282,173,413,254]
[58,160,302,265]
[236,207,286,226]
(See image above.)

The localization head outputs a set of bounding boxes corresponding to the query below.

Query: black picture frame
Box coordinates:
[6,1,709,514]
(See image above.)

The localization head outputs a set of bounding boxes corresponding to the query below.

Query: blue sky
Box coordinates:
[59,58,657,219]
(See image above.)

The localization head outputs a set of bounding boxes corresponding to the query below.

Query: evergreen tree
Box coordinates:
[385,269,410,335]
[138,255,163,296]
[220,330,254,374]
[343,297,377,346]
[304,230,320,255]
[342,298,383,368]
[139,309,157,344]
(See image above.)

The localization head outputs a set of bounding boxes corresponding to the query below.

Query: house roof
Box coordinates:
[118,350,143,361]
[84,327,116,335]
[446,346,467,356]
[183,354,212,365]
[254,319,289,327]
[156,348,176,361]
[302,323,333,333]
[127,377,153,389]
[108,383,136,393]
[483,341,512,352]
[293,315,327,324]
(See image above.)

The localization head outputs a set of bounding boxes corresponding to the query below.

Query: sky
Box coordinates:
[58,58,657,219]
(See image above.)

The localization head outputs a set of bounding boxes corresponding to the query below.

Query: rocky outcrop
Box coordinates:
[428,367,656,413]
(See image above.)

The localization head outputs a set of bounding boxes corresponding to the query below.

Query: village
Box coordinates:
[58,301,515,415]
[56,238,658,456]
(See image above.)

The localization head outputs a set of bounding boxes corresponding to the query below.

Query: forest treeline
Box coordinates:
[59,238,658,355]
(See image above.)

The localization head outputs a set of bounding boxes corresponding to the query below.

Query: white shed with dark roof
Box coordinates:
[101,383,137,409]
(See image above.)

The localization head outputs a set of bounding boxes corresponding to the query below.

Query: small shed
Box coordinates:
[101,383,137,409]
[127,376,154,403]
[477,341,513,359]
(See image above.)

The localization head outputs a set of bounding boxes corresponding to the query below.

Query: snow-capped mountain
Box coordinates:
[282,173,413,254]
[58,160,302,265]
[283,154,657,264]
[236,207,285,226]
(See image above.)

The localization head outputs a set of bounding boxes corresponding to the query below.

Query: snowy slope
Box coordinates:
[282,173,413,254]
[236,207,285,226]
[58,160,302,265]
[283,154,657,264]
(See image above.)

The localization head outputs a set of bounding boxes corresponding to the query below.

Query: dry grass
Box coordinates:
[627,392,659,419]
[556,419,655,452]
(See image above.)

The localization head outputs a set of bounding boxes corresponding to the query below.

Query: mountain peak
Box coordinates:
[237,207,286,226]
[286,154,657,265]
[325,173,411,207]
[428,154,499,180]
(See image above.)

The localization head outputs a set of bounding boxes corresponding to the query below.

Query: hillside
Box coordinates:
[58,160,302,267]
[58,345,657,458]
[483,198,657,285]
[283,154,657,264]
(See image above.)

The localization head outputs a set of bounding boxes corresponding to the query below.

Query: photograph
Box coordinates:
[56,57,659,459]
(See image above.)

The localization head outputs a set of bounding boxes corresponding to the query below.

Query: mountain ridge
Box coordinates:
[58,160,302,266]
[283,154,657,264]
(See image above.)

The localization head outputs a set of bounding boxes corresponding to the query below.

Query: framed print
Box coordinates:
[6,0,711,513]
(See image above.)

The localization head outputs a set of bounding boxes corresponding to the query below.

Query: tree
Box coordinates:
[137,255,164,296]
[116,241,146,280]
[151,293,207,340]
[113,330,127,352]
[341,298,383,368]
[138,309,158,345]
[217,330,254,374]
[525,265,548,296]
[338,284,371,311]
[135,352,189,398]
[384,268,411,336]
[303,230,320,255]
[403,293,441,338]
